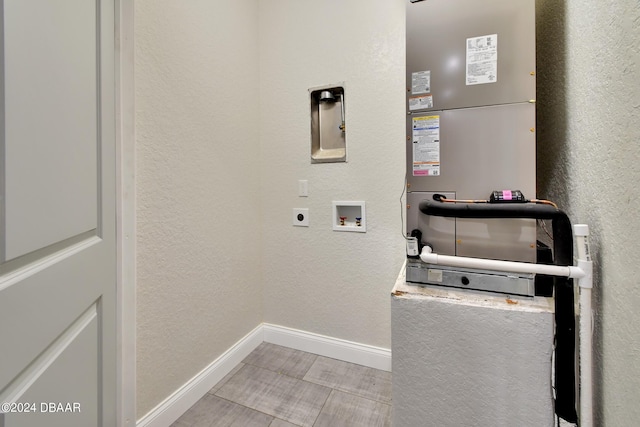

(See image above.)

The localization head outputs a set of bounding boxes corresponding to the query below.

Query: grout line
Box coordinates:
[205,394,281,427]
[207,362,245,396]
[311,387,335,427]
[321,387,394,406]
[204,343,391,427]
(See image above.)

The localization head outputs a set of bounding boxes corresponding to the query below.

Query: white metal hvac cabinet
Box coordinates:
[405,0,537,263]
[394,1,556,426]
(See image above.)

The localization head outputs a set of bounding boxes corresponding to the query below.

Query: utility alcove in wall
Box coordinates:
[310,85,346,163]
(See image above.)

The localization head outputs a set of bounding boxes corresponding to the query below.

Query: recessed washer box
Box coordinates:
[332,201,365,232]
[310,84,346,163]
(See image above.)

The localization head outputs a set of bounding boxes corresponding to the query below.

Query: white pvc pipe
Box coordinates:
[419,247,585,279]
[574,224,593,427]
[419,226,595,427]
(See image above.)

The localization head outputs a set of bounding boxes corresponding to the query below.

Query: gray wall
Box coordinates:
[135,0,263,417]
[134,0,640,422]
[537,1,640,424]
[392,285,555,426]
[135,0,405,418]
[258,0,406,348]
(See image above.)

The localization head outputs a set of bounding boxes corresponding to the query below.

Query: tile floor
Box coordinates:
[171,342,392,427]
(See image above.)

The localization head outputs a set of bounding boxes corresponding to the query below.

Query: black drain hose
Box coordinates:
[419,199,578,424]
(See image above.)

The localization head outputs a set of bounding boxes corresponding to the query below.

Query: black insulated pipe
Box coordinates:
[418,199,578,424]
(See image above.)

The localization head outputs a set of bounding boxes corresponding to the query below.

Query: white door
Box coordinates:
[0,1,116,426]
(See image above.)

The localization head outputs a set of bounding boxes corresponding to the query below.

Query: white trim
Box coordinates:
[135,324,392,426]
[136,325,264,427]
[0,236,100,292]
[115,0,136,425]
[263,323,392,372]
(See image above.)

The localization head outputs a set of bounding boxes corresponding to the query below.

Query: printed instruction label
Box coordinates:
[409,94,433,111]
[411,70,431,94]
[412,115,440,176]
[466,34,498,85]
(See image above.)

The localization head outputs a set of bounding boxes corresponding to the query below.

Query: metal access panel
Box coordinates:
[405,103,536,262]
[406,103,536,197]
[456,217,536,261]
[405,259,535,296]
[406,0,536,112]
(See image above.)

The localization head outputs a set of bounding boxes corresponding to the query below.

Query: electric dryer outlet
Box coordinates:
[293,208,309,226]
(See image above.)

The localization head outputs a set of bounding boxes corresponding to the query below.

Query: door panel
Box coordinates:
[3,0,99,261]
[0,1,116,426]
[0,239,104,388]
[3,306,99,427]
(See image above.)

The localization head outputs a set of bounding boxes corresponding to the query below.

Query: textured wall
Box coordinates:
[258,0,406,348]
[392,278,555,427]
[537,0,640,424]
[135,0,262,418]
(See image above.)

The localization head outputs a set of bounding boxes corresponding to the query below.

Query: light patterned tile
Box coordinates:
[171,394,272,427]
[313,390,391,427]
[303,356,392,403]
[243,342,317,379]
[269,418,301,427]
[215,364,331,427]
[209,362,245,394]
[226,406,274,427]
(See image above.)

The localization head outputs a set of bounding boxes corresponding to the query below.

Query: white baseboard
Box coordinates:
[136,324,263,427]
[136,323,392,427]
[263,323,392,372]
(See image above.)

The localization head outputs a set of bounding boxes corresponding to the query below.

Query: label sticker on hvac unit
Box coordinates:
[409,94,433,111]
[412,115,440,176]
[466,34,498,85]
[411,70,431,94]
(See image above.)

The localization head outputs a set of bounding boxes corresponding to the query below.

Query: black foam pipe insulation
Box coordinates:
[419,200,578,424]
